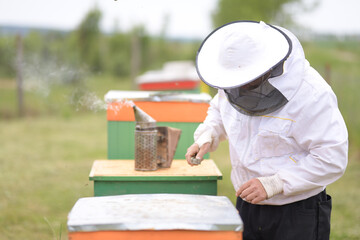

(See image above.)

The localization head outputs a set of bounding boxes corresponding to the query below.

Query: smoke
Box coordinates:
[70,89,135,114]
[70,90,107,112]
[107,99,135,115]
[22,54,86,97]
[20,54,136,115]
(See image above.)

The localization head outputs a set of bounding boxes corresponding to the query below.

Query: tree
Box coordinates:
[76,7,103,72]
[0,36,16,77]
[107,31,131,77]
[212,0,311,28]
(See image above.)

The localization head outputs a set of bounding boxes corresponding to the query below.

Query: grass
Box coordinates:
[0,114,105,239]
[0,39,360,239]
[327,152,360,239]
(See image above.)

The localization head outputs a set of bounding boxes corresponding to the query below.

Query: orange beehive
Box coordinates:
[68,194,243,240]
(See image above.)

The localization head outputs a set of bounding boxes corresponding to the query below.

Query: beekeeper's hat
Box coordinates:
[196,21,292,89]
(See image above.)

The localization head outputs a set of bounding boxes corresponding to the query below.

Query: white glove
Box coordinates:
[257,174,284,199]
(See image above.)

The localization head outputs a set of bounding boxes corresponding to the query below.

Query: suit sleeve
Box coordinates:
[278,90,348,196]
[194,92,228,151]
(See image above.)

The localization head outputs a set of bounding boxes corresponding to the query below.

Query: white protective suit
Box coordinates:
[194,27,348,205]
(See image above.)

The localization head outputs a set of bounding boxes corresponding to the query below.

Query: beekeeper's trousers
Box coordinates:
[236,190,331,240]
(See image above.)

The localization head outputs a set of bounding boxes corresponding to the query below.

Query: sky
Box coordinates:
[0,0,359,39]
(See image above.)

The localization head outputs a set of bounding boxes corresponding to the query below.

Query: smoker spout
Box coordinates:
[132,105,156,129]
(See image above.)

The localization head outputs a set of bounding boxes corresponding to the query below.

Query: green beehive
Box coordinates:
[105,90,211,160]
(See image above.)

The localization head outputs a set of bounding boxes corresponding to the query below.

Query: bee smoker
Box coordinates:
[133,105,181,171]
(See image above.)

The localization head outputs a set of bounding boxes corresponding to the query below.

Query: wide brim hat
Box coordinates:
[196,21,292,89]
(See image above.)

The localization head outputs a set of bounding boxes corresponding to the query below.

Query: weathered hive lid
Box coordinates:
[135,61,199,84]
[104,90,212,103]
[67,194,243,232]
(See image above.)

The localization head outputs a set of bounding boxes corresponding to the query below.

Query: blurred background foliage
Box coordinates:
[0,1,359,239]
[214,0,302,27]
[0,8,197,80]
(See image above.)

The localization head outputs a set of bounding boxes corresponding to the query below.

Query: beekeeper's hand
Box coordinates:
[236,178,267,204]
[185,142,210,166]
[237,175,284,204]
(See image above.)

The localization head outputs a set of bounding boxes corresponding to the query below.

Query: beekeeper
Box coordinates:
[185,21,348,240]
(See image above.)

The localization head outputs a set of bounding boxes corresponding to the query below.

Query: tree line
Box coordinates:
[0,0,306,81]
[0,8,199,81]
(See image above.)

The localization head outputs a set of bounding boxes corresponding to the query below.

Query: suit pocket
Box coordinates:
[253,130,297,160]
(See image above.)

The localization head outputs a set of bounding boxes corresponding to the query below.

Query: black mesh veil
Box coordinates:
[224,62,289,116]
[224,78,288,116]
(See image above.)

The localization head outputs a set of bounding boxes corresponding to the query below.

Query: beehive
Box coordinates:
[105,90,211,160]
[68,194,243,240]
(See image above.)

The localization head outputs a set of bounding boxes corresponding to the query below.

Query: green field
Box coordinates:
[1,40,360,239]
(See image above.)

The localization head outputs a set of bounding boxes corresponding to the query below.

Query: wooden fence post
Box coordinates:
[16,34,25,117]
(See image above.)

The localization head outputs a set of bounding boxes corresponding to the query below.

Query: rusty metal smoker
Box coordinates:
[133,105,182,171]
